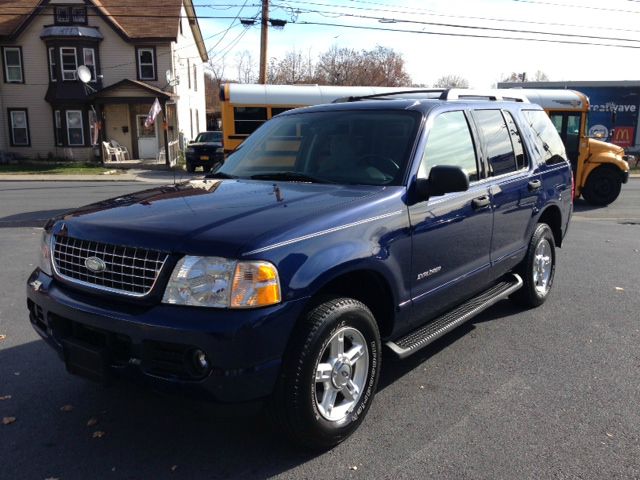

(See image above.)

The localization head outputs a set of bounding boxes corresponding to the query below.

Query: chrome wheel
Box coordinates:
[314,326,369,423]
[533,238,552,295]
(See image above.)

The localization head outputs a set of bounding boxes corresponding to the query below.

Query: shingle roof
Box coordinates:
[0,0,181,40]
[0,0,40,37]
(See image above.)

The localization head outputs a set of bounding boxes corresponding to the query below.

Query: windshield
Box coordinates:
[214,109,421,186]
[195,131,222,143]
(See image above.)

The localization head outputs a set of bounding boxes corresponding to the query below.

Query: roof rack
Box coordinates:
[332,88,530,103]
[332,89,446,103]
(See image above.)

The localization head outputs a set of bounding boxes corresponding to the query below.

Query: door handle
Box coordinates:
[472,195,491,210]
[528,179,542,191]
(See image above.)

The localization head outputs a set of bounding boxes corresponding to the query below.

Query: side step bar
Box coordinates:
[386,274,523,359]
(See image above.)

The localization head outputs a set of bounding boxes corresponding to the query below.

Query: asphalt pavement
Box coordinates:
[0,179,639,479]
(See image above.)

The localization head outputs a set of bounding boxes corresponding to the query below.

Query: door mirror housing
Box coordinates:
[415,165,470,202]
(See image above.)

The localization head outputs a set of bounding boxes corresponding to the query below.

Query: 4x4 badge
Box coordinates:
[85,256,107,273]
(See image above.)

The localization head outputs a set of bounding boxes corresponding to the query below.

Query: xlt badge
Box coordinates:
[417,266,442,281]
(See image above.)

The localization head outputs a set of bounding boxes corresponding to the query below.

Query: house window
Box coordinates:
[137,48,156,80]
[60,47,77,81]
[66,110,84,146]
[187,59,191,89]
[9,109,29,146]
[83,48,96,81]
[48,47,57,82]
[54,110,63,146]
[55,6,86,24]
[193,64,197,91]
[3,47,23,83]
[72,7,87,24]
[55,6,71,24]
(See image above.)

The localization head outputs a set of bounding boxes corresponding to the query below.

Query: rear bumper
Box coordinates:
[26,269,308,403]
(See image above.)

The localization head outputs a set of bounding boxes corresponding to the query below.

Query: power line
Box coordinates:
[279,0,640,35]
[511,0,640,14]
[294,19,640,49]
[272,2,640,45]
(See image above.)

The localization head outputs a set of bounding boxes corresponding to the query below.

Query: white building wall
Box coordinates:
[172,3,207,144]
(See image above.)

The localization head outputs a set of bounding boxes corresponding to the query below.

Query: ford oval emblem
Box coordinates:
[85,256,107,273]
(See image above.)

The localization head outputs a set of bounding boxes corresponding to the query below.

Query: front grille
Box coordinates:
[52,235,168,297]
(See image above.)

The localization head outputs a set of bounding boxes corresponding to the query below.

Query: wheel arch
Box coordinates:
[537,204,563,247]
[302,267,398,339]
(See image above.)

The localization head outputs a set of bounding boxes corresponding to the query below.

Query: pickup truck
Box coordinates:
[27,93,572,449]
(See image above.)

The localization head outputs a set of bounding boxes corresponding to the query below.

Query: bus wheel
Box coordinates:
[582,166,622,206]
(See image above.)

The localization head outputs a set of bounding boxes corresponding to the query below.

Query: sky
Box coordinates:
[196,0,640,88]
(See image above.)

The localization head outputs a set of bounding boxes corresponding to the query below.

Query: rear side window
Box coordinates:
[473,109,517,176]
[522,110,566,164]
[420,111,478,181]
[503,111,527,170]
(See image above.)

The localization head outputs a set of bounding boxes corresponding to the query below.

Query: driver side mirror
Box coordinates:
[414,165,469,202]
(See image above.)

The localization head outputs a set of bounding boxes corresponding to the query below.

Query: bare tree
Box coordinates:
[235,50,257,84]
[315,45,412,86]
[268,49,315,84]
[433,74,469,88]
[531,70,549,82]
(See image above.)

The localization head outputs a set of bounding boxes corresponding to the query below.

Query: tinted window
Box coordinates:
[234,107,267,135]
[503,111,527,170]
[195,132,222,143]
[523,110,566,163]
[474,109,516,176]
[420,111,478,181]
[218,110,421,186]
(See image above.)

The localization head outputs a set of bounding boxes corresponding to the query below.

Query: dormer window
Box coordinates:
[55,6,87,25]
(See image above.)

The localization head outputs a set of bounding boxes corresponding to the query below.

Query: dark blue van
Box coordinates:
[27,92,572,449]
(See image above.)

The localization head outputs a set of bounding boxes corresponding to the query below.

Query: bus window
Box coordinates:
[271,107,293,117]
[234,107,267,135]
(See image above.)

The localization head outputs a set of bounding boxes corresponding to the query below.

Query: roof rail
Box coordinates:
[332,89,446,103]
[441,89,530,102]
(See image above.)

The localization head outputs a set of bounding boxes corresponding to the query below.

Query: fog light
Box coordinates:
[189,349,211,376]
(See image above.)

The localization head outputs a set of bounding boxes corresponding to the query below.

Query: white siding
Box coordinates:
[171,3,207,143]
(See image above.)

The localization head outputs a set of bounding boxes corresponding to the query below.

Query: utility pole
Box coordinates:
[259,0,268,84]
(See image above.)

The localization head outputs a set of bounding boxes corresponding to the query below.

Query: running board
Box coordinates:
[386,274,523,359]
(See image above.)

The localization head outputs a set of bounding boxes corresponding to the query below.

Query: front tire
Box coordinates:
[271,297,381,450]
[512,223,556,308]
[582,166,622,206]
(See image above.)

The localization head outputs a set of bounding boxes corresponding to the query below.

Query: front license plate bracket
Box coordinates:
[62,339,111,384]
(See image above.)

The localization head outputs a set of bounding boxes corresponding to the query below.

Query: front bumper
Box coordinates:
[185,151,224,166]
[621,169,629,184]
[26,269,308,403]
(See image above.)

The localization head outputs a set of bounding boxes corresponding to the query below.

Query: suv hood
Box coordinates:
[51,179,384,258]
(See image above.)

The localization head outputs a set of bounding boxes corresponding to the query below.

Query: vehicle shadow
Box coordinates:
[379,299,521,391]
[572,198,606,213]
[0,340,317,480]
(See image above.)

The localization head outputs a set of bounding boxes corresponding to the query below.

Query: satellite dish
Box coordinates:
[77,65,92,83]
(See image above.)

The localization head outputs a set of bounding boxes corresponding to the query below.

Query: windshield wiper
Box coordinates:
[250,172,334,184]
[204,171,238,179]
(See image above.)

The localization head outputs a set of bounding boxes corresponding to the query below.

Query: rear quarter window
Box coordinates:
[522,110,567,164]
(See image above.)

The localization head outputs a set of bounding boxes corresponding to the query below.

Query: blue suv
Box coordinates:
[27,92,572,449]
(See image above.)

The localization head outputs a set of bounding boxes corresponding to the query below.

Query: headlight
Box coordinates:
[186,147,195,153]
[162,256,281,308]
[39,230,53,276]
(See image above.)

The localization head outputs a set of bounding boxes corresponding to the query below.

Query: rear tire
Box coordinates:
[270,297,381,450]
[511,223,556,308]
[582,166,622,206]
